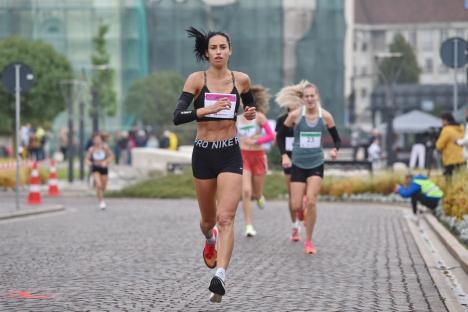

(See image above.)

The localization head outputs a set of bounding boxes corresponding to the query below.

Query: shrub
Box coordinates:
[0,167,30,188]
[439,170,468,220]
[0,159,49,188]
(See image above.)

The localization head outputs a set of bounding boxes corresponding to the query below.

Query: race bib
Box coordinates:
[92,150,106,161]
[204,93,237,119]
[238,124,257,138]
[285,137,294,151]
[299,132,321,148]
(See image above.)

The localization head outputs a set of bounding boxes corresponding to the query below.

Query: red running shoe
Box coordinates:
[203,227,218,268]
[290,227,300,241]
[304,240,317,254]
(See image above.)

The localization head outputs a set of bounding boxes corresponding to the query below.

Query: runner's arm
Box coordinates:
[173,73,202,125]
[255,116,275,145]
[283,108,299,128]
[323,110,341,150]
[275,117,287,155]
[105,145,114,163]
[85,148,92,166]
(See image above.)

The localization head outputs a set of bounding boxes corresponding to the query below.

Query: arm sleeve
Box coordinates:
[327,126,342,150]
[256,122,275,145]
[173,92,196,125]
[276,123,291,155]
[398,182,420,198]
[240,90,255,109]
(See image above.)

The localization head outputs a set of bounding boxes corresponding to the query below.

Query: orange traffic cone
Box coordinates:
[27,161,42,205]
[47,159,60,196]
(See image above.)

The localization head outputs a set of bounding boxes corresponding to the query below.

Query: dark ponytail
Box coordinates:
[186,26,207,63]
[186,26,231,63]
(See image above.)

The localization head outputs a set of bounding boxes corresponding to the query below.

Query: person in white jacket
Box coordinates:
[456,108,468,169]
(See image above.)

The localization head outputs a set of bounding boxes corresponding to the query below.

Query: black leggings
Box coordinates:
[411,191,439,214]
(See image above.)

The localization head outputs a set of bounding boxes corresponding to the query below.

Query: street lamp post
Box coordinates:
[60,80,86,183]
[374,52,403,168]
[78,101,85,180]
[91,87,99,133]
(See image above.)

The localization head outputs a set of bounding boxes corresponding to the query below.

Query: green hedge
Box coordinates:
[109,169,468,220]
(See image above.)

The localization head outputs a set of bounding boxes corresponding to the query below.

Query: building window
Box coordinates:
[408,30,417,47]
[361,66,367,76]
[372,30,386,52]
[419,30,433,51]
[440,29,448,41]
[424,58,433,73]
[362,42,367,52]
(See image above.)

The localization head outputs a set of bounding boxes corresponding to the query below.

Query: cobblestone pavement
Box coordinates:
[0,198,447,311]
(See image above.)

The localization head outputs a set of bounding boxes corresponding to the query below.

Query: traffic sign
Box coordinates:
[440,37,467,68]
[1,62,34,93]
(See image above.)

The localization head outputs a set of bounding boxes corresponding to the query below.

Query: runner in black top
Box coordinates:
[173,27,256,303]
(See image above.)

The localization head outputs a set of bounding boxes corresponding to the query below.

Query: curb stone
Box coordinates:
[425,213,468,276]
[0,205,65,220]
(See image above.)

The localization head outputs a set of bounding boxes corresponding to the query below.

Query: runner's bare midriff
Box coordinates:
[239,137,263,151]
[196,120,238,141]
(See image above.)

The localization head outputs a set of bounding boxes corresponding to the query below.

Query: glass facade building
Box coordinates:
[1,0,346,129]
[146,0,345,125]
[0,0,149,129]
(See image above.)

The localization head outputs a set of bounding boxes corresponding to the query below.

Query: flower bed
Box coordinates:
[320,170,468,246]
[0,159,48,188]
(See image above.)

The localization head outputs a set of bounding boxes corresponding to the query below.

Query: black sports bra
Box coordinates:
[193,71,241,122]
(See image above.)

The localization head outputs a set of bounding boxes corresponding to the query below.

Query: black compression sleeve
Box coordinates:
[327,126,342,150]
[241,90,255,108]
[173,92,196,125]
[276,123,291,155]
[276,127,286,155]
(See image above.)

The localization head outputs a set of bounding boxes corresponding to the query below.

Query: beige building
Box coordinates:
[349,0,468,129]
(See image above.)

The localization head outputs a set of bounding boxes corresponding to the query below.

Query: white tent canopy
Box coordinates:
[379,110,442,134]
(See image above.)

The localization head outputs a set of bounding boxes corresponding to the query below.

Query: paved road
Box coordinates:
[0,198,447,311]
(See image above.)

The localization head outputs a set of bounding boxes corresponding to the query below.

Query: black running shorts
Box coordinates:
[290,163,324,182]
[192,137,243,179]
[91,165,108,175]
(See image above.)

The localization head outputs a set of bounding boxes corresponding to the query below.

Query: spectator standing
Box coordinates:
[456,108,468,169]
[409,132,426,170]
[436,112,465,177]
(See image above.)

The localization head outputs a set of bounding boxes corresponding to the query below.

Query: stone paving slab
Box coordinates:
[0,198,447,311]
